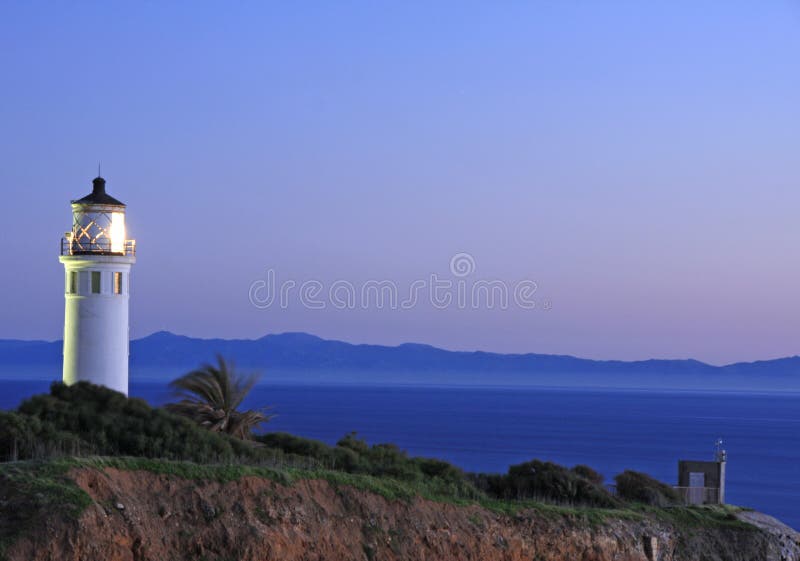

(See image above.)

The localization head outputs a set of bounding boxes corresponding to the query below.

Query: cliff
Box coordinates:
[1,460,798,561]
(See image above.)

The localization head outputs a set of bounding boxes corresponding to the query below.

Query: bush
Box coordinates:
[614,470,680,507]
[572,464,604,485]
[258,432,332,462]
[415,457,465,482]
[336,432,370,455]
[0,411,85,461]
[15,382,265,464]
[255,431,469,491]
[473,459,618,507]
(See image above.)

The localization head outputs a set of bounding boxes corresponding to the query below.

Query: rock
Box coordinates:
[199,500,216,522]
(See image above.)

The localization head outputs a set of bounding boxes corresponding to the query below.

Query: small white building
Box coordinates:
[59,176,136,395]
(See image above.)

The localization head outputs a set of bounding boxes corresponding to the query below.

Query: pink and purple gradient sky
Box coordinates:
[2,2,799,364]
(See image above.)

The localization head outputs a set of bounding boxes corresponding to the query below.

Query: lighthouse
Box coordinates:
[59,176,136,395]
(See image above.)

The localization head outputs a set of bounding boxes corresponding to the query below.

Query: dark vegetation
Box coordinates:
[1,382,683,510]
[615,469,682,507]
[258,431,476,498]
[11,383,262,463]
[470,460,619,507]
[164,355,269,440]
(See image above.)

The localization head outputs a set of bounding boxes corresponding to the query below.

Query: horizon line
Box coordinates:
[3,329,798,369]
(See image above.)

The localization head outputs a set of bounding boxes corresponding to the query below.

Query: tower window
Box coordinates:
[91,271,101,294]
[67,271,77,294]
[113,272,123,295]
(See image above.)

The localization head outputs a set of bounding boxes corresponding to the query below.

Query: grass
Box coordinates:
[0,460,92,514]
[643,503,758,532]
[0,459,93,561]
[74,456,294,485]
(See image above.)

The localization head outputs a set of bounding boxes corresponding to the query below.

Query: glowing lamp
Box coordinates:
[109,212,126,254]
[62,177,133,256]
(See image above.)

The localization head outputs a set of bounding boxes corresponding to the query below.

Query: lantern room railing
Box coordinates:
[61,237,136,256]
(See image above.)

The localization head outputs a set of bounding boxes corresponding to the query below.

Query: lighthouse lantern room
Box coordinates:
[59,176,136,395]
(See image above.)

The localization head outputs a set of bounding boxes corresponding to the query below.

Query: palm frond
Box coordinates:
[164,355,270,440]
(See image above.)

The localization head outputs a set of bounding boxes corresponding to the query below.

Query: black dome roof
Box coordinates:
[72,177,125,206]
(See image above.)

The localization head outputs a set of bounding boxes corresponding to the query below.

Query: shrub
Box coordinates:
[0,411,85,461]
[258,432,331,462]
[571,464,604,485]
[16,382,264,464]
[336,432,370,455]
[415,457,465,482]
[473,459,618,507]
[255,431,469,492]
[614,470,680,507]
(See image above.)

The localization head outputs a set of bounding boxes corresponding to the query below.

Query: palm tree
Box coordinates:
[165,355,270,440]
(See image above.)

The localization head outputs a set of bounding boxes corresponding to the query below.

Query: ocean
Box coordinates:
[1,379,798,529]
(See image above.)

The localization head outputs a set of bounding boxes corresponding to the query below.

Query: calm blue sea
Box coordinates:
[1,380,798,529]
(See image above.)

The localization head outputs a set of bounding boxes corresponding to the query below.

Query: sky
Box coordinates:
[1,1,799,364]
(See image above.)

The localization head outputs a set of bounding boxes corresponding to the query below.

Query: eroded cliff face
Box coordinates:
[3,467,799,561]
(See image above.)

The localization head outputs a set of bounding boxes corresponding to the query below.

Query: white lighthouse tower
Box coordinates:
[59,176,136,395]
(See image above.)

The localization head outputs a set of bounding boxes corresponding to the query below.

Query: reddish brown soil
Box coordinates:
[4,467,795,561]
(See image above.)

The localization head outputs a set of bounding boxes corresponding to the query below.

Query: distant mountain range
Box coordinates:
[1,331,798,391]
